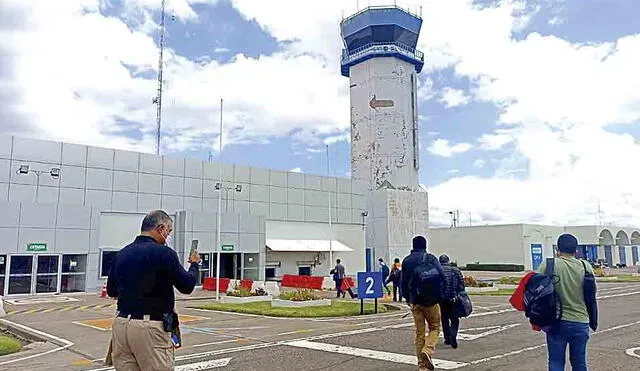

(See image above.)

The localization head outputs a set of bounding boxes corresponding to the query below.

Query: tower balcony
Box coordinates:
[340,41,424,77]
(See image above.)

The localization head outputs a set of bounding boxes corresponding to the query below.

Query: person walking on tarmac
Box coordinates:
[378,258,392,295]
[402,236,445,371]
[438,255,465,349]
[386,258,403,302]
[107,210,200,371]
[331,259,346,298]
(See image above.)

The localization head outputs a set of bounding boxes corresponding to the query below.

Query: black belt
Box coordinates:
[117,313,164,321]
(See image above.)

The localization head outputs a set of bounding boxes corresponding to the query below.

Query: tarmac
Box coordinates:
[0,281,639,370]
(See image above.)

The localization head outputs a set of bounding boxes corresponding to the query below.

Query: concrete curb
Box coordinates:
[0,320,49,345]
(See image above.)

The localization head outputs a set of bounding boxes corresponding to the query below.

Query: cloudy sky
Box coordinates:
[1,0,639,227]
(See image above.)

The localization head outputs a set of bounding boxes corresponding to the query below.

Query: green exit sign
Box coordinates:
[221,244,234,251]
[27,243,47,252]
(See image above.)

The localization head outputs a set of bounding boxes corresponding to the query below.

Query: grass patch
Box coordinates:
[468,289,516,296]
[597,275,640,283]
[496,276,521,285]
[0,334,22,356]
[195,300,389,318]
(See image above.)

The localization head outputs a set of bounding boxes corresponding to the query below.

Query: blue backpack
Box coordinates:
[409,253,443,302]
[524,258,562,328]
[381,264,390,278]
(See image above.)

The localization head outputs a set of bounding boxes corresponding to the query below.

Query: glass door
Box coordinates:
[8,256,33,295]
[35,255,60,293]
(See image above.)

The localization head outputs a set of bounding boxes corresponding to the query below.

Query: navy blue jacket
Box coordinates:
[107,235,199,316]
[401,249,444,306]
[440,263,465,300]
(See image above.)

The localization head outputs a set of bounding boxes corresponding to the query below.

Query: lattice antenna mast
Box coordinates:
[152,0,167,155]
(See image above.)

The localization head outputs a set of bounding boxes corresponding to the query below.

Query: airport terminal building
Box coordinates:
[0,134,370,296]
[429,224,640,270]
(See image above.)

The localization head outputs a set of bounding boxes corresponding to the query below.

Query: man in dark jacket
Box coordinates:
[439,255,465,349]
[401,236,445,371]
[107,210,200,370]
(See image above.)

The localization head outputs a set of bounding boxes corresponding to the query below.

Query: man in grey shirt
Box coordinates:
[332,259,346,298]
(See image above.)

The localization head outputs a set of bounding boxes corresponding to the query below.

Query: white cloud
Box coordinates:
[428,139,472,157]
[548,16,565,26]
[473,159,485,168]
[0,0,349,153]
[448,169,460,174]
[478,131,516,150]
[324,132,350,145]
[427,131,440,137]
[290,167,302,173]
[213,47,230,53]
[440,87,471,108]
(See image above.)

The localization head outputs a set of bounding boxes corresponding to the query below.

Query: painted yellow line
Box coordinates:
[78,305,90,311]
[41,307,58,313]
[25,308,42,314]
[60,306,76,312]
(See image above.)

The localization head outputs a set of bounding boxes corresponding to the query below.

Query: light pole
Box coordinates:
[215,183,242,213]
[16,165,60,201]
[215,98,223,301]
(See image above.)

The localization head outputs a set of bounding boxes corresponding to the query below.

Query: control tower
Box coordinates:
[341,6,429,263]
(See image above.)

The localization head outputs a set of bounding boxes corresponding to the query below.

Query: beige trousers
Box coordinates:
[411,303,442,368]
[111,317,174,371]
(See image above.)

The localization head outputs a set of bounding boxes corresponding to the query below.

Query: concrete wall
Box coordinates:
[366,188,429,265]
[0,134,366,224]
[429,225,526,268]
[350,57,419,191]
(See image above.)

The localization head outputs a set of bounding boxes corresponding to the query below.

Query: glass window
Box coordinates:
[101,251,118,277]
[8,276,31,295]
[265,267,276,279]
[298,266,311,276]
[62,254,87,293]
[62,255,87,273]
[10,256,33,275]
[37,256,59,274]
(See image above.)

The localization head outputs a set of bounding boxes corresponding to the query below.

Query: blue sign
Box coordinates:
[357,271,384,299]
[531,244,543,270]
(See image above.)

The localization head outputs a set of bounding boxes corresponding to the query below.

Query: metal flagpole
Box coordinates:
[327,145,333,266]
[215,98,223,301]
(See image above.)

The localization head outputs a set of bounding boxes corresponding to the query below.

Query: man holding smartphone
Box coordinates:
[107,210,200,371]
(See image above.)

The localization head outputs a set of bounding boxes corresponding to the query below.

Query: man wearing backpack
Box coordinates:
[378,258,392,295]
[386,257,402,302]
[535,234,598,371]
[401,236,445,371]
[439,254,465,349]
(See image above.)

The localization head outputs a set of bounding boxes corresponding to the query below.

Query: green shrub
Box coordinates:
[465,264,525,272]
[279,289,321,301]
[464,276,493,288]
[497,276,521,285]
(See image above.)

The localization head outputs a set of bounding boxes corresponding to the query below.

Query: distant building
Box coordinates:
[429,224,640,270]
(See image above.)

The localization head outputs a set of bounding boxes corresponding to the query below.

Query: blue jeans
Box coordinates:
[546,320,590,371]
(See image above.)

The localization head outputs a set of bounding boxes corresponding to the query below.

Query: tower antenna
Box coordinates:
[152,0,167,155]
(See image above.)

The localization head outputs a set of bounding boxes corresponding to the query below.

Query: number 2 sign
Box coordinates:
[357,271,383,299]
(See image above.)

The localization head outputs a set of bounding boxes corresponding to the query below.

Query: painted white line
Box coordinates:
[465,319,640,367]
[458,324,520,341]
[468,308,517,318]
[625,347,640,359]
[468,343,547,365]
[284,340,468,369]
[175,357,231,370]
[192,339,245,348]
[73,321,109,332]
[175,343,276,362]
[597,290,640,299]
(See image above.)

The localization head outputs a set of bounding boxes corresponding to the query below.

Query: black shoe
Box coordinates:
[451,341,458,349]
[444,340,450,345]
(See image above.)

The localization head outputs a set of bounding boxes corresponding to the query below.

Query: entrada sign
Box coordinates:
[27,243,47,252]
[221,244,234,251]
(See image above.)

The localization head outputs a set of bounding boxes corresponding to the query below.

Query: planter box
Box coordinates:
[596,276,619,281]
[271,299,332,308]
[466,286,499,293]
[495,284,519,290]
[220,295,272,304]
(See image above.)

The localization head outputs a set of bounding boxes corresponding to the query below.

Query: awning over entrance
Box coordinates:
[266,240,353,252]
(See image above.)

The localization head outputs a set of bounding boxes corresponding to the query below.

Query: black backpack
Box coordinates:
[581,260,598,331]
[524,258,562,328]
[389,267,401,281]
[409,253,442,301]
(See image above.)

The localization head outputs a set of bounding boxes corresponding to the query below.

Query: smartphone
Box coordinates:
[190,240,199,264]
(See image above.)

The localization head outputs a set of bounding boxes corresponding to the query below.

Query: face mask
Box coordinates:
[165,234,173,247]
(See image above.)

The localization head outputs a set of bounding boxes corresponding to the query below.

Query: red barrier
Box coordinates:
[240,279,253,290]
[281,275,324,290]
[203,277,231,292]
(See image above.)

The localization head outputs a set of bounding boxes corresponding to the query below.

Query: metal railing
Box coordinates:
[341,41,424,65]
